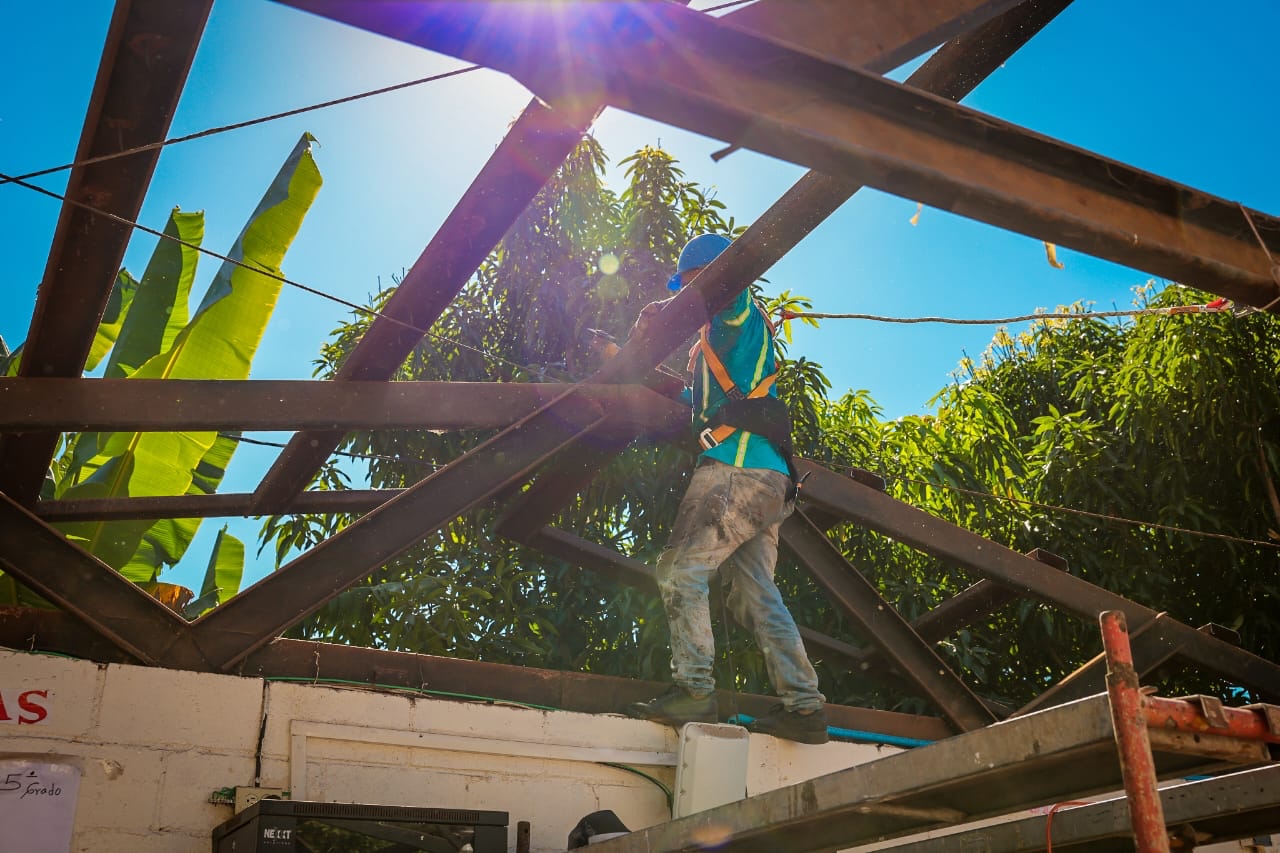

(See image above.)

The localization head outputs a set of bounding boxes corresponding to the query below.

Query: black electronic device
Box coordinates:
[211,799,509,852]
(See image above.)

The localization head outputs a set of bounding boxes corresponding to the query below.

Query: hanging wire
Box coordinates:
[219,432,442,471]
[701,0,759,11]
[888,474,1280,550]
[1,0,761,187]
[1236,201,1280,312]
[1,168,549,381]
[5,68,1268,553]
[784,303,1246,326]
[0,65,483,187]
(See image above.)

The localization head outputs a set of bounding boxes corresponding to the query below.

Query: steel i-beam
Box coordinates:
[0,0,213,506]
[294,0,1280,310]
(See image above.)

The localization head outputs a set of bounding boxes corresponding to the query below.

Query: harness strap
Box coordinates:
[696,301,778,447]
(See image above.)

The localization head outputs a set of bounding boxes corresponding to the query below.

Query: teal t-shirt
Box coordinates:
[692,290,790,475]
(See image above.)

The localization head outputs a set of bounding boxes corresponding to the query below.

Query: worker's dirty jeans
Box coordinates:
[656,459,825,712]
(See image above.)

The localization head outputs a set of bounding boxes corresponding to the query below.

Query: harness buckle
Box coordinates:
[698,428,720,450]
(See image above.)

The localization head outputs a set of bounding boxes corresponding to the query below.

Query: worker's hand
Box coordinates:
[631,297,673,338]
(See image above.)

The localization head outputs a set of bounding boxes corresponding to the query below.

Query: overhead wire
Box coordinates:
[218,432,441,472]
[885,474,1280,550]
[3,27,1268,554]
[0,0,754,188]
[784,302,1255,326]
[0,168,548,382]
[0,64,484,187]
[701,0,759,11]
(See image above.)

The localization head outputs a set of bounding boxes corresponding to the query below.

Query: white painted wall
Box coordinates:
[4,648,1266,853]
[0,648,890,852]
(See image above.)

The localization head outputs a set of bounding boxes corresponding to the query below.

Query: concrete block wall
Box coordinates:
[0,649,882,852]
[8,648,1266,853]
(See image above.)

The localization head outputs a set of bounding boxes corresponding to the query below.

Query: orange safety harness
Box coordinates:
[693,301,804,497]
[696,321,777,450]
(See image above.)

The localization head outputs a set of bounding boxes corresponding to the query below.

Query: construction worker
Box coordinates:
[623,233,829,745]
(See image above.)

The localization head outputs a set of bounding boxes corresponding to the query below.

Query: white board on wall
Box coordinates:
[0,759,81,853]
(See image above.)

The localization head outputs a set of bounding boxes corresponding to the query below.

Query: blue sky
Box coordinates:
[4,0,1279,590]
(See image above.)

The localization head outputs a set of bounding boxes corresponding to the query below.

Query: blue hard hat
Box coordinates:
[667,233,732,291]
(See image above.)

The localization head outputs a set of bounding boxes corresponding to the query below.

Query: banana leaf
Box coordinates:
[106,210,203,378]
[182,526,245,618]
[1,337,20,376]
[86,271,139,373]
[120,430,237,578]
[56,133,323,578]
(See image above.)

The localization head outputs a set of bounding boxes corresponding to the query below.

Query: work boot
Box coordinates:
[624,685,717,726]
[744,704,829,744]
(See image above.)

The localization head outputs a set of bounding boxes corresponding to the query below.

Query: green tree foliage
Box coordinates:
[791,285,1280,711]
[274,135,1278,715]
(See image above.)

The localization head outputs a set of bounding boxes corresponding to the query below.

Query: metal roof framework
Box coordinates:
[2,0,1279,746]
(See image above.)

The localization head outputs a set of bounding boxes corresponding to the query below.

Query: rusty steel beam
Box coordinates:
[188,394,609,670]
[849,549,1067,673]
[527,527,656,591]
[1013,616,1241,716]
[237,636,953,742]
[794,458,1280,700]
[251,0,1034,513]
[0,378,686,437]
[720,0,1024,74]
[0,605,137,664]
[316,1,1280,311]
[0,493,212,669]
[812,551,1065,679]
[246,96,601,512]
[34,489,405,522]
[186,0,1069,670]
[906,0,1070,101]
[782,512,995,731]
[493,441,634,543]
[0,0,214,506]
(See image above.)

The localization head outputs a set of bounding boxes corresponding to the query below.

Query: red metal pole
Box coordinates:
[1144,695,1280,743]
[1101,610,1171,853]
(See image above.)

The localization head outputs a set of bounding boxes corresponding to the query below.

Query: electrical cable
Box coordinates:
[0,168,547,381]
[600,762,674,809]
[226,432,1280,551]
[786,303,1249,326]
[220,432,442,471]
[0,65,483,188]
[1,0,753,188]
[701,0,759,11]
[1044,800,1091,852]
[9,120,1267,554]
[886,474,1280,550]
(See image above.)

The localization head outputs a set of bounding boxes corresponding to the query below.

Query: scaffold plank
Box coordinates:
[872,765,1280,853]
[584,693,1256,853]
